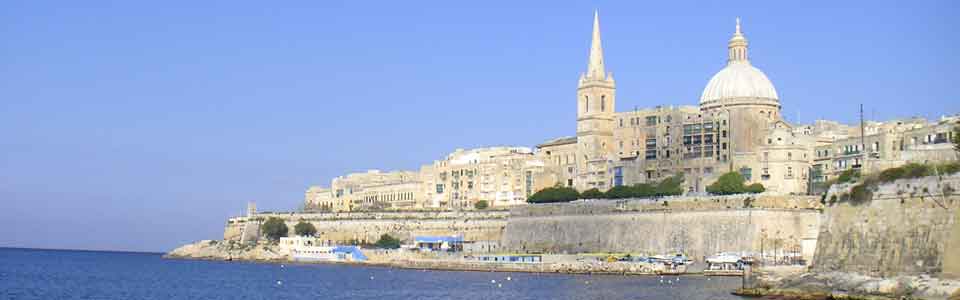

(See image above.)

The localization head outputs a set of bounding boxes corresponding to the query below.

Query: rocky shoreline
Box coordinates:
[737,266,960,300]
[166,240,673,276]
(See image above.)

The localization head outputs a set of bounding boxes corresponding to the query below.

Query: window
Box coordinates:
[619,119,623,127]
[436,184,444,194]
[585,96,589,113]
[739,167,752,181]
[722,130,727,138]
[613,167,623,187]
[567,179,573,187]
[786,167,794,178]
[601,95,606,112]
[525,171,533,196]
[645,116,658,126]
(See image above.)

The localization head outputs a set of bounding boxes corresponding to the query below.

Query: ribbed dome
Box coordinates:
[699,62,779,104]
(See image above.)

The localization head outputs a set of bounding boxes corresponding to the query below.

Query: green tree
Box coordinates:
[632,183,657,198]
[261,217,288,241]
[706,172,765,195]
[373,234,401,249]
[579,188,605,199]
[603,185,634,199]
[655,174,684,196]
[745,183,766,194]
[473,200,489,210]
[293,221,317,237]
[527,186,580,203]
[706,172,746,195]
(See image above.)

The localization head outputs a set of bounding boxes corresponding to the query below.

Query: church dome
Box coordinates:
[700,62,778,104]
[699,18,779,106]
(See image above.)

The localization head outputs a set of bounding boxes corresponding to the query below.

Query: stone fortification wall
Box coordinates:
[812,174,960,276]
[224,210,508,244]
[501,195,822,261]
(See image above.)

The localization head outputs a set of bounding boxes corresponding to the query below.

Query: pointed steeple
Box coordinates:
[728,17,749,64]
[586,9,606,80]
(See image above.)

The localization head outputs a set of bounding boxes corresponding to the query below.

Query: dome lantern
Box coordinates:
[700,18,779,109]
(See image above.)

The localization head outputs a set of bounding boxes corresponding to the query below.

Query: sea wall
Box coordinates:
[224,210,509,244]
[812,174,960,276]
[501,195,822,261]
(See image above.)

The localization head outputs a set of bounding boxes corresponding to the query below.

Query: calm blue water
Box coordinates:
[0,248,746,299]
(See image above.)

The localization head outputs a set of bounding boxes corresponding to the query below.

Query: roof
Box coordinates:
[414,236,463,243]
[700,62,779,104]
[537,136,577,148]
[332,246,367,261]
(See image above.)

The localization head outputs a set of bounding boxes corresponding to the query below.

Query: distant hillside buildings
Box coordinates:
[304,13,958,212]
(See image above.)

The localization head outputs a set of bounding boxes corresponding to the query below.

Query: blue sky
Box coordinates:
[1,0,957,252]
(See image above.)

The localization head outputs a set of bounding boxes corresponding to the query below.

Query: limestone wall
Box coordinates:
[501,195,821,261]
[224,210,508,244]
[945,207,960,279]
[812,174,960,276]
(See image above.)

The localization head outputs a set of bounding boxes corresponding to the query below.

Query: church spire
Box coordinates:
[728,17,749,64]
[586,9,606,80]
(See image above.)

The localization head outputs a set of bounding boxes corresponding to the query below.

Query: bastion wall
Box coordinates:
[813,174,960,276]
[500,195,823,261]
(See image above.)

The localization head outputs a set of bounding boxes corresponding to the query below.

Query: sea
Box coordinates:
[0,247,747,300]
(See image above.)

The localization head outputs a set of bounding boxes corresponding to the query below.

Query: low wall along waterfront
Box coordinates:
[224,210,509,245]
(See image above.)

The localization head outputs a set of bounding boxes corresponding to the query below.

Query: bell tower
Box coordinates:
[575,10,616,190]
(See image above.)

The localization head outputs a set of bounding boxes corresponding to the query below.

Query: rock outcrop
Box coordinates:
[164,240,286,261]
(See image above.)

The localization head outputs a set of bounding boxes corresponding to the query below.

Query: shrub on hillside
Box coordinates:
[261,217,288,241]
[293,221,317,237]
[836,169,860,184]
[954,125,960,154]
[877,166,907,183]
[526,186,580,203]
[849,183,873,206]
[901,163,932,179]
[937,161,960,176]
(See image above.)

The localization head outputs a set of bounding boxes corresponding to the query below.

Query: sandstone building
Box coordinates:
[303,13,957,212]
